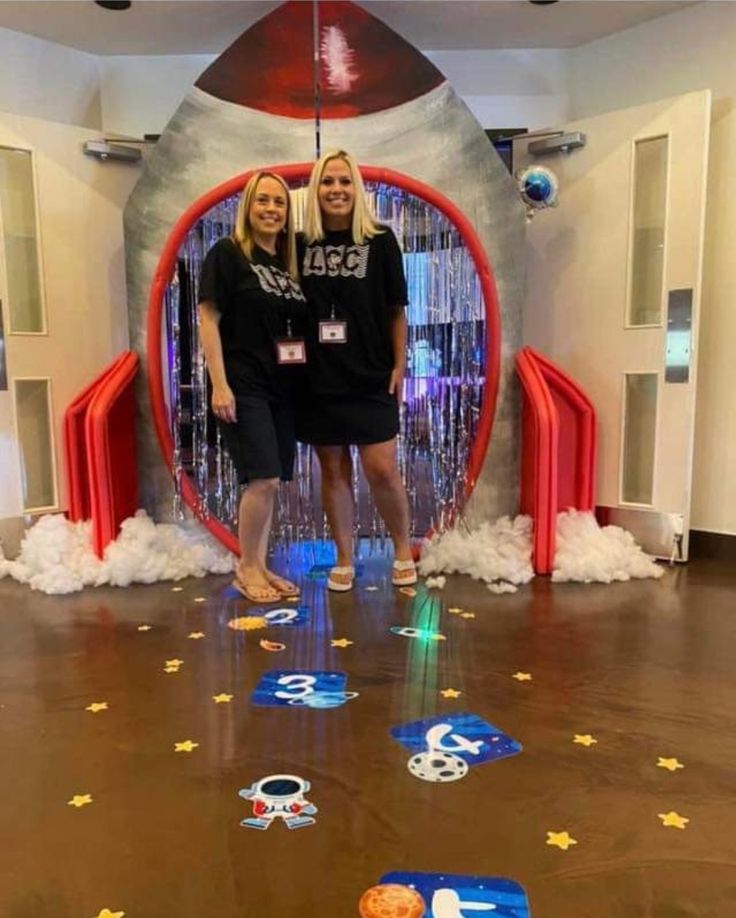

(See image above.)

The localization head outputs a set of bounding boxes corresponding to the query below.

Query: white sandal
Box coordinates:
[327,565,355,592]
[392,558,418,586]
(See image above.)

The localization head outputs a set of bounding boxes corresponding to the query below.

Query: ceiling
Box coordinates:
[0,1,699,56]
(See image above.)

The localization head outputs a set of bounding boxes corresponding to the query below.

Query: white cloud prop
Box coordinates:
[1,511,235,595]
[419,511,663,587]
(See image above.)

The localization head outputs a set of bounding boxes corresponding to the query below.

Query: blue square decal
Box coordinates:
[390,712,521,766]
[379,871,530,917]
[251,670,355,708]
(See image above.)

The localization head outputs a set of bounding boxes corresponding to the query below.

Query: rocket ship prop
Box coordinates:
[124,1,525,537]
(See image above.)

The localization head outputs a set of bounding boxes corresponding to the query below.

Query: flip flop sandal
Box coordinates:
[392,559,418,586]
[327,566,355,592]
[268,576,301,599]
[232,578,282,603]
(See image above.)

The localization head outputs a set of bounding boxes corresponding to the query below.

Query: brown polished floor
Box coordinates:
[0,555,734,918]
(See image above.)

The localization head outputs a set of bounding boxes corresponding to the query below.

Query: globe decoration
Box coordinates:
[516,165,559,219]
[358,884,426,918]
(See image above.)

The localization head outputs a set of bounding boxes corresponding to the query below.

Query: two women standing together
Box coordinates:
[197,151,417,602]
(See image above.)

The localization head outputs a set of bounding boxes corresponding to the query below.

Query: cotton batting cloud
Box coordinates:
[0,511,234,595]
[419,511,663,586]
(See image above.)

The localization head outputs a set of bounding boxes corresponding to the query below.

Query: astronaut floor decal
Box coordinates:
[238,775,317,830]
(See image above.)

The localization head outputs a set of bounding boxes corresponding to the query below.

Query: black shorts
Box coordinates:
[219,395,296,485]
[296,390,399,446]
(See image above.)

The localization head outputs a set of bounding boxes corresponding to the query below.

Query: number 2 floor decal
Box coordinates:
[390,713,522,783]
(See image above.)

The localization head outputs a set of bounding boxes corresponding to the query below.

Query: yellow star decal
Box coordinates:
[165,659,183,667]
[227,616,268,631]
[546,830,577,851]
[447,607,464,614]
[658,810,689,829]
[93,910,125,918]
[67,794,93,808]
[171,586,183,592]
[85,702,108,713]
[212,693,234,704]
[331,638,354,648]
[657,757,684,772]
[188,632,205,640]
[461,612,476,619]
[440,688,462,698]
[512,672,532,681]
[174,740,199,753]
[573,734,598,746]
[137,624,152,631]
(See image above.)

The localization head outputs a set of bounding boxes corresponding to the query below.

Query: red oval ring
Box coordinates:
[147,163,501,554]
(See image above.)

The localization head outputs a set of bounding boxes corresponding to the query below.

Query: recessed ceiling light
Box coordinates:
[94,1,132,10]
[529,1,560,5]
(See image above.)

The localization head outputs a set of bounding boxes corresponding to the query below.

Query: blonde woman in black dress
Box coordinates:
[297,150,417,592]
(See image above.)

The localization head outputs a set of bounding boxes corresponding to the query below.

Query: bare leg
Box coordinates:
[316,445,355,586]
[359,439,413,565]
[258,491,300,596]
[235,478,281,599]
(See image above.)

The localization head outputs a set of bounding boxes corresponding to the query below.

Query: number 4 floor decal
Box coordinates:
[390,713,522,783]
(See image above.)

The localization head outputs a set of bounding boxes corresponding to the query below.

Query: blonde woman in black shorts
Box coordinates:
[198,171,306,602]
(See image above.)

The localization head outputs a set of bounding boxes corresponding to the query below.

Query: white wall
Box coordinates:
[99,54,214,137]
[0,27,102,129]
[569,1,736,534]
[426,49,570,128]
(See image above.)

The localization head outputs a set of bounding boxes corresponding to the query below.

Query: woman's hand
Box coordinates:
[388,364,406,402]
[212,384,236,423]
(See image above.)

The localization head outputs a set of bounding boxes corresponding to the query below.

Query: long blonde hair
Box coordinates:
[303,149,383,245]
[232,170,298,279]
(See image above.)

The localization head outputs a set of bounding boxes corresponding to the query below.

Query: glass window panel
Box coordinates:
[622,373,657,505]
[14,379,56,510]
[629,135,668,327]
[0,147,44,333]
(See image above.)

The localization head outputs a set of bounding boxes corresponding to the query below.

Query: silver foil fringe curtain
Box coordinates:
[164,182,487,552]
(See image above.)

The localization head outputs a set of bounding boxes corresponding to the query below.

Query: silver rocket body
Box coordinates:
[124,81,525,528]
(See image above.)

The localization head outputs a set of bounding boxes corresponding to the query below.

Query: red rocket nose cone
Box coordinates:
[195,0,445,118]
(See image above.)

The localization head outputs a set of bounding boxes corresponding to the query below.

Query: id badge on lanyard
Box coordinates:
[319,302,347,345]
[276,318,306,365]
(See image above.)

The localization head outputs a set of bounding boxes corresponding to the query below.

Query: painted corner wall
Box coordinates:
[568,1,736,535]
[0,27,102,129]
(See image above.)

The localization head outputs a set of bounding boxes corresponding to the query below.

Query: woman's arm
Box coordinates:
[198,300,236,423]
[388,308,408,400]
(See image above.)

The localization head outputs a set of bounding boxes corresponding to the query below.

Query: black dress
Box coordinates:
[296,226,408,445]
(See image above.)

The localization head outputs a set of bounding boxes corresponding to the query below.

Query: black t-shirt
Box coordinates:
[198,237,306,400]
[297,226,408,396]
